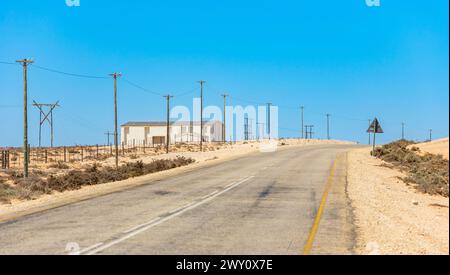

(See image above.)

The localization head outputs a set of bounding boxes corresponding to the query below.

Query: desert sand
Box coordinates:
[409,138,449,160]
[347,147,449,255]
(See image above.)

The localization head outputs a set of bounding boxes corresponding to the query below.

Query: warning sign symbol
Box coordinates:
[367,118,384,134]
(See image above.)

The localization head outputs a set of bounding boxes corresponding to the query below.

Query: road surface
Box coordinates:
[0,144,358,255]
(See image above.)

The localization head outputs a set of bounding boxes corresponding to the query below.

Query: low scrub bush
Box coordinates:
[373,140,449,197]
[46,156,194,192]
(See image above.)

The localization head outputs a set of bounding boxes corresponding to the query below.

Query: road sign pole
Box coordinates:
[372,120,378,154]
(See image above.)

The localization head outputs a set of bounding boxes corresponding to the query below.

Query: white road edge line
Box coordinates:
[83,176,255,255]
[200,190,218,200]
[77,242,104,255]
[122,217,162,234]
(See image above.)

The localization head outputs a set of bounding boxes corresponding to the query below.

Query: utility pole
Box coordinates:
[105,131,114,145]
[164,94,173,154]
[17,59,33,178]
[305,125,314,139]
[300,106,305,139]
[221,93,228,143]
[110,72,121,169]
[32,101,60,147]
[257,122,265,141]
[429,129,433,142]
[326,114,331,140]
[368,119,372,145]
[244,116,249,141]
[267,103,272,140]
[401,122,405,140]
[198,80,206,151]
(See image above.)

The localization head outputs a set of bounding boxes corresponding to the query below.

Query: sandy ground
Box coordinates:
[409,138,449,160]
[0,139,353,222]
[347,147,449,255]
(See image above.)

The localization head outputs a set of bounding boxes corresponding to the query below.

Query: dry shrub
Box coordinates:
[373,140,449,197]
[129,154,139,160]
[0,181,17,204]
[46,156,194,192]
[14,176,51,200]
[48,161,70,170]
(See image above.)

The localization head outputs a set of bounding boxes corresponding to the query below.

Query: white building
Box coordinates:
[120,120,223,146]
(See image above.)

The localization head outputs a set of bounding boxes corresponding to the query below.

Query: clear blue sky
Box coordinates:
[0,0,448,146]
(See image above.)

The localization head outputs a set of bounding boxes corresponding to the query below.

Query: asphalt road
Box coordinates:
[0,144,358,255]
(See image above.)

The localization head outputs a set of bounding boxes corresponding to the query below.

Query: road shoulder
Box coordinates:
[347,147,449,255]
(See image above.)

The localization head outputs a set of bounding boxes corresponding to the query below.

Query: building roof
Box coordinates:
[121,120,220,127]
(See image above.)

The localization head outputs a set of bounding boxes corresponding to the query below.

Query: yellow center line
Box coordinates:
[302,156,339,255]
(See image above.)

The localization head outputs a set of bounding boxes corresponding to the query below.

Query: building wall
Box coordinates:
[120,121,223,146]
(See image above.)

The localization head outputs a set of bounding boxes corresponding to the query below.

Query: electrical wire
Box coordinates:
[122,78,164,96]
[0,61,17,65]
[30,64,109,79]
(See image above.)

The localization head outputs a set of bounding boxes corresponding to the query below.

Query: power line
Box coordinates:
[31,64,109,79]
[0,61,18,66]
[173,86,199,98]
[122,78,163,96]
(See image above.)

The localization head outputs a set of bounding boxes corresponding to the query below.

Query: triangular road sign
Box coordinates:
[367,118,384,134]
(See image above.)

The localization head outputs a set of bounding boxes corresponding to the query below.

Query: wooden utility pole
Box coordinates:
[326,114,331,140]
[164,95,173,154]
[221,93,228,143]
[110,72,121,168]
[401,122,405,140]
[300,106,305,139]
[17,59,33,178]
[198,80,206,151]
[105,131,114,145]
[267,103,272,140]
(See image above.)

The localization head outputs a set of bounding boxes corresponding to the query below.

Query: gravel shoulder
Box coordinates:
[347,147,449,255]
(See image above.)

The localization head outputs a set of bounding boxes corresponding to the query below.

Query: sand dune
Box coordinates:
[410,138,449,159]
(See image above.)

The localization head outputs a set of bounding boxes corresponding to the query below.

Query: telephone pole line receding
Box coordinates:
[17,58,33,178]
[326,114,331,140]
[401,122,405,140]
[33,101,60,148]
[267,103,272,140]
[300,106,305,139]
[164,95,173,154]
[221,93,228,143]
[105,131,114,145]
[198,80,206,152]
[110,72,122,168]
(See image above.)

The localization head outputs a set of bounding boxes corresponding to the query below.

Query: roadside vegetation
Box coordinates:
[0,156,194,203]
[373,140,449,197]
